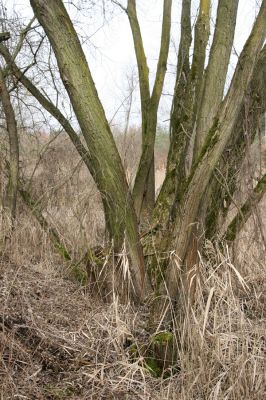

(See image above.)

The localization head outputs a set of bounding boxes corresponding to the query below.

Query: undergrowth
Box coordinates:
[0,227,265,399]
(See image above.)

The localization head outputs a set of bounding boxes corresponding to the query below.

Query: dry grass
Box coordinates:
[176,241,265,400]
[0,255,168,399]
[0,129,265,399]
[0,235,265,399]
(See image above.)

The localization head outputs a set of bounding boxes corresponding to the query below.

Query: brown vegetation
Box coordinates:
[1,233,265,399]
[0,131,265,399]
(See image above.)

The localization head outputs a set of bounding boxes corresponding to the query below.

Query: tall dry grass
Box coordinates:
[0,127,265,399]
[0,238,265,399]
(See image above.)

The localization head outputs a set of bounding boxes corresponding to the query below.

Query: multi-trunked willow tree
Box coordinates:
[1,0,266,316]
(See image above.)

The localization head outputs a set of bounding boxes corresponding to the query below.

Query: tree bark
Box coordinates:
[176,0,239,291]
[30,0,147,301]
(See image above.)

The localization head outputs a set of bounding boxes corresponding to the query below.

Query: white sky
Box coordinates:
[1,0,262,130]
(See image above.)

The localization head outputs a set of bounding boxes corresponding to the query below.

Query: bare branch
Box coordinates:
[111,0,127,13]
[10,17,36,63]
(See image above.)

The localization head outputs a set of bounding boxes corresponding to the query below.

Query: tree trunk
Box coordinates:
[165,0,266,299]
[127,0,172,221]
[205,45,266,240]
[30,0,148,301]
[139,152,155,222]
[194,0,239,159]
[0,67,19,228]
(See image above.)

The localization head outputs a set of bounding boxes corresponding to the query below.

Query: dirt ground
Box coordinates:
[0,256,174,399]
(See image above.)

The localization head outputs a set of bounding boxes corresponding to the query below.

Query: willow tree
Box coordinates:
[5,0,265,308]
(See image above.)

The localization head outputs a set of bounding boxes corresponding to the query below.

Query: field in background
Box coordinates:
[0,128,265,399]
[1,127,170,260]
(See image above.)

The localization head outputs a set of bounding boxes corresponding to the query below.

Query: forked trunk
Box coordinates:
[128,0,172,222]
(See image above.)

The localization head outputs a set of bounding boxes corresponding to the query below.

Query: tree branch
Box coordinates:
[0,44,92,171]
[10,17,36,63]
[225,173,266,241]
[0,32,10,43]
[190,0,211,104]
[203,44,266,239]
[127,0,172,220]
[151,0,172,109]
[127,0,150,116]
[154,0,192,224]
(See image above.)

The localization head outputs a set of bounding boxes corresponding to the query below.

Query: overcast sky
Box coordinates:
[1,0,262,129]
